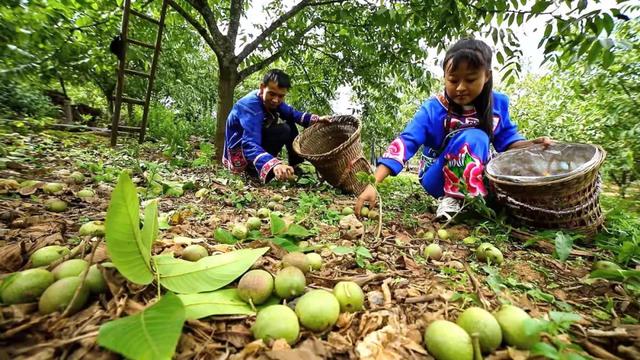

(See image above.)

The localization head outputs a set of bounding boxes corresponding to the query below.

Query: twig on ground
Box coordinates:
[587,328,635,340]
[60,238,101,318]
[464,262,491,310]
[11,331,99,355]
[405,294,439,304]
[578,340,624,360]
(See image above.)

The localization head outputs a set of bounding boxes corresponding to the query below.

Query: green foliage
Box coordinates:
[213,228,238,245]
[177,289,258,320]
[506,20,640,196]
[191,142,214,168]
[0,80,56,118]
[105,172,154,285]
[590,268,640,297]
[267,213,313,252]
[597,195,640,266]
[154,247,269,293]
[554,232,580,262]
[331,245,376,270]
[98,293,186,360]
[524,311,589,360]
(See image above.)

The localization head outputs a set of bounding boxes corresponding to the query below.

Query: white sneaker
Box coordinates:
[436,196,462,221]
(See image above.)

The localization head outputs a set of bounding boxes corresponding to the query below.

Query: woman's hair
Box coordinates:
[442,38,494,139]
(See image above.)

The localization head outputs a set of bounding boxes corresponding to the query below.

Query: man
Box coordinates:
[223,69,329,182]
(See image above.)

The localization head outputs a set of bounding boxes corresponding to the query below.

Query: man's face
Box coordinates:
[259,81,288,110]
[444,60,490,106]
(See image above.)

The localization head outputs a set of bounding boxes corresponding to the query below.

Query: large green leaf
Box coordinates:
[97,293,185,360]
[270,213,286,236]
[156,247,269,293]
[284,223,311,238]
[554,231,573,262]
[272,237,299,252]
[178,289,255,320]
[213,228,238,244]
[140,200,158,264]
[105,172,153,285]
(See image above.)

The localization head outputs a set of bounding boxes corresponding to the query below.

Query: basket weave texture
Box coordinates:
[293,115,371,194]
[486,144,606,235]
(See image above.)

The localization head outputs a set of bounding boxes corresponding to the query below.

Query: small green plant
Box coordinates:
[330,245,379,270]
[590,268,640,297]
[525,312,590,359]
[191,142,214,168]
[267,213,313,252]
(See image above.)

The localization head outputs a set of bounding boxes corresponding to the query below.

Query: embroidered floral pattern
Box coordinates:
[223,147,248,173]
[260,158,282,183]
[383,138,406,164]
[442,143,487,198]
[447,116,479,132]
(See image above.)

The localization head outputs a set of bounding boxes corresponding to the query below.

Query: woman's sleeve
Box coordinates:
[377,103,440,175]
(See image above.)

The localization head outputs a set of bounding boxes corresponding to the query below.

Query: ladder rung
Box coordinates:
[116,96,146,106]
[129,9,161,25]
[124,68,151,78]
[118,125,143,133]
[127,38,154,49]
[108,125,143,133]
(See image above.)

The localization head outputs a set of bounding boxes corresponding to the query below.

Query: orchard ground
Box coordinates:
[0,127,638,359]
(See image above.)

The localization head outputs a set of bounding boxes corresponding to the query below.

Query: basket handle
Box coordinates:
[336,156,370,187]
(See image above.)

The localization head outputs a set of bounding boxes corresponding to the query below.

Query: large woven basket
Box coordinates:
[293,115,371,194]
[485,143,606,235]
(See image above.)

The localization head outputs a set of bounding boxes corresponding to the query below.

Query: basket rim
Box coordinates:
[292,115,361,160]
[486,144,606,187]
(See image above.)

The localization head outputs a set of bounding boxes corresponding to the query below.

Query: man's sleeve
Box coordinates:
[378,104,438,176]
[492,95,525,153]
[238,107,282,182]
[278,102,318,128]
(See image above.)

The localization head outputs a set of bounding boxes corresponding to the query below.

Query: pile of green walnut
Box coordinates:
[0,245,108,315]
[234,252,365,345]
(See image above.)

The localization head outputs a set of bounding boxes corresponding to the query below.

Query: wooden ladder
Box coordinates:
[110,0,169,146]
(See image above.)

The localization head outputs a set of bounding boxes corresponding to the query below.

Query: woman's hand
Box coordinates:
[508,136,554,150]
[355,184,378,216]
[531,136,553,149]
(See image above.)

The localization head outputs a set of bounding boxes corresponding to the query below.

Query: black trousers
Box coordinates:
[247,122,304,179]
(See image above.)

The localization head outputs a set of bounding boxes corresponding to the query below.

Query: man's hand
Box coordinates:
[273,164,295,181]
[355,184,378,217]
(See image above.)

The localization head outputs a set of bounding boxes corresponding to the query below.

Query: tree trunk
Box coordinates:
[215,65,239,163]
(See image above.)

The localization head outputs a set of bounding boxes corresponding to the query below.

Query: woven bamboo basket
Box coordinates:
[485,143,606,235]
[292,115,371,194]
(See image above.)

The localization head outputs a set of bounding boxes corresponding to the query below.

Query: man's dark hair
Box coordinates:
[262,69,291,89]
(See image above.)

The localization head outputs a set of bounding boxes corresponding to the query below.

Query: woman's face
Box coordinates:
[444,59,491,106]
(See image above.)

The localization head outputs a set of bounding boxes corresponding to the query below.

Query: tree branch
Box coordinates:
[167,0,220,57]
[228,0,243,45]
[238,22,319,81]
[69,18,111,33]
[183,0,231,57]
[236,0,343,62]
